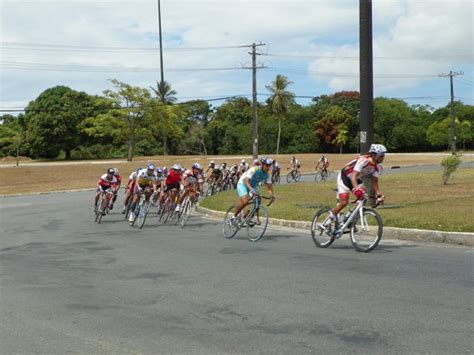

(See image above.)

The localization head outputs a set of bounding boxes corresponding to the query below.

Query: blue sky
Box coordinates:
[1,0,473,113]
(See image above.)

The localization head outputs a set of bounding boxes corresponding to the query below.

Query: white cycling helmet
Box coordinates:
[172,164,181,171]
[113,168,119,174]
[369,144,387,155]
[241,159,246,164]
[210,160,215,164]
[192,162,202,170]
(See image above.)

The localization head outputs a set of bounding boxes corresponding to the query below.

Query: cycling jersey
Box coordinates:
[165,169,182,186]
[98,174,118,189]
[238,166,272,188]
[112,174,122,185]
[182,170,204,184]
[341,155,382,180]
[137,169,158,187]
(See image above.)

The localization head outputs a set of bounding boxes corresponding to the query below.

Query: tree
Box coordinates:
[149,80,178,154]
[314,106,352,152]
[102,79,152,161]
[149,99,185,155]
[332,125,349,154]
[0,115,25,165]
[150,80,177,104]
[265,74,295,155]
[24,86,96,159]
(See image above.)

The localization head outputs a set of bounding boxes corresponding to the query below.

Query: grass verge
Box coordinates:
[200,168,474,233]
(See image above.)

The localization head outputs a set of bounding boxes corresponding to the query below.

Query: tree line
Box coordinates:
[0,75,473,161]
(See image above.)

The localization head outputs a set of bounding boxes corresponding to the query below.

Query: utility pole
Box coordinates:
[359,0,374,154]
[247,42,266,159]
[439,70,463,154]
[157,0,165,88]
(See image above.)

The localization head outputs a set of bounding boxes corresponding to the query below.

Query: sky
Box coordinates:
[0,0,473,113]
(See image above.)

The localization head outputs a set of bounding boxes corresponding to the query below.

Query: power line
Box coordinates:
[262,52,473,60]
[0,61,246,73]
[0,42,254,53]
[267,66,439,78]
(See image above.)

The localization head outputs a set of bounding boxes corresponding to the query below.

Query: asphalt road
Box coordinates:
[1,191,473,354]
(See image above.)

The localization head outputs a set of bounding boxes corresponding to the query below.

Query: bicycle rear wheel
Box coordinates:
[223,205,240,239]
[311,208,336,248]
[247,206,269,242]
[350,208,383,252]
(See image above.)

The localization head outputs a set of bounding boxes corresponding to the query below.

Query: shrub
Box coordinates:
[441,154,462,185]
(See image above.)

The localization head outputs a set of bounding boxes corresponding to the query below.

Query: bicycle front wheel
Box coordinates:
[350,208,383,252]
[137,201,150,229]
[223,205,240,239]
[180,200,192,228]
[311,208,336,248]
[247,206,269,242]
[294,171,302,182]
[286,172,293,183]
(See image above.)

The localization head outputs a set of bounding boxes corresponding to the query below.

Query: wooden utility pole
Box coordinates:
[359,0,374,154]
[439,70,463,154]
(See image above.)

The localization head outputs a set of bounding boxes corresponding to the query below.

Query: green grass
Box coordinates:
[200,168,474,233]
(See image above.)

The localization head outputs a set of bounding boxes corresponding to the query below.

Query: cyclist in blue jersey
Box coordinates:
[233,157,275,221]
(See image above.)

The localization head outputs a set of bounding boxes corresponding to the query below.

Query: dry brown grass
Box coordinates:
[0,153,472,195]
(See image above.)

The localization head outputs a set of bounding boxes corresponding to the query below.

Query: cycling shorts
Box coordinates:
[336,172,362,196]
[236,182,258,198]
[164,183,180,193]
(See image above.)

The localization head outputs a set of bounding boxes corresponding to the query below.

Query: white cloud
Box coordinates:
[0,0,472,107]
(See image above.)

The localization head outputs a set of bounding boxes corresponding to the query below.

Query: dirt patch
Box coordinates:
[0,153,472,195]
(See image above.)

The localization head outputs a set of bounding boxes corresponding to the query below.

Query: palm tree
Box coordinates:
[150,80,177,154]
[332,125,349,154]
[266,75,295,155]
[150,80,177,104]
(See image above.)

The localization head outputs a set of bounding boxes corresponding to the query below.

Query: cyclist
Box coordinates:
[238,159,249,178]
[158,164,183,208]
[94,168,118,213]
[272,160,281,182]
[252,158,260,167]
[287,156,300,176]
[328,144,387,224]
[109,168,121,210]
[122,167,141,214]
[128,163,159,223]
[175,163,204,212]
[316,155,330,174]
[205,161,216,176]
[232,157,275,223]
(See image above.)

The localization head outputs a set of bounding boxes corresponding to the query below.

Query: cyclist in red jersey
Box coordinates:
[329,144,387,224]
[94,168,118,212]
[158,164,182,207]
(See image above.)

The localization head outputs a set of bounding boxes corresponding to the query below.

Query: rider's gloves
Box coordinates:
[249,189,256,198]
[352,187,365,200]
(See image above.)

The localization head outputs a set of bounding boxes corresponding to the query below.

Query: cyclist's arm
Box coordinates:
[371,176,382,196]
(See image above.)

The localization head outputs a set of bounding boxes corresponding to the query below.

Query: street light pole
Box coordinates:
[157,0,165,88]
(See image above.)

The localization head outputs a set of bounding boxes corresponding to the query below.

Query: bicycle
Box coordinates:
[286,169,302,183]
[158,189,179,224]
[271,170,281,184]
[129,190,154,229]
[314,167,330,182]
[222,194,274,242]
[94,189,113,224]
[311,194,384,252]
[177,190,200,228]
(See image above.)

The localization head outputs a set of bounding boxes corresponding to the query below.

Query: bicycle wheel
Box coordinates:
[124,198,132,220]
[223,205,240,239]
[350,208,383,252]
[137,200,151,229]
[311,208,336,248]
[322,170,330,181]
[161,198,173,224]
[294,171,302,182]
[179,199,192,228]
[315,172,322,182]
[286,172,293,183]
[247,206,269,242]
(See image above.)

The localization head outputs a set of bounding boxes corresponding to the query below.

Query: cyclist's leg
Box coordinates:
[234,182,250,217]
[332,173,351,216]
[94,188,101,210]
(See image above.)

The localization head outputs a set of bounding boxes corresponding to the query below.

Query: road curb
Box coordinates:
[195,205,474,247]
